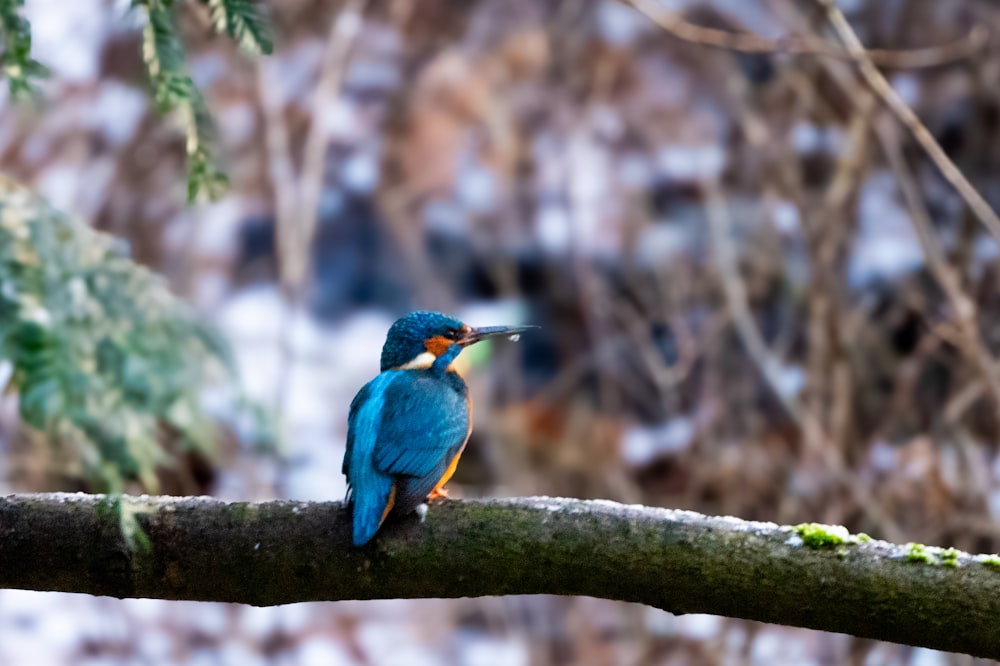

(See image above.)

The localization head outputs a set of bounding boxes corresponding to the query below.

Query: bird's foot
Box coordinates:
[415,503,428,523]
[428,487,449,500]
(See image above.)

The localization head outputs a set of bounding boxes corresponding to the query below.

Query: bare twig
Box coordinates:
[875,117,1000,411]
[285,0,368,291]
[256,1,368,493]
[258,0,367,300]
[258,70,297,277]
[816,0,1000,246]
[621,0,987,68]
[703,178,798,424]
[703,176,900,541]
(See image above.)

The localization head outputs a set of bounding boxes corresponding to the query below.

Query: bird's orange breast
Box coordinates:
[432,390,473,493]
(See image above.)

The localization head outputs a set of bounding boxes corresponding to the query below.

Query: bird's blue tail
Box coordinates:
[351,473,395,546]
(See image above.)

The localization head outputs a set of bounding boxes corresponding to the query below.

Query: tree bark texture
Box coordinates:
[2,493,999,658]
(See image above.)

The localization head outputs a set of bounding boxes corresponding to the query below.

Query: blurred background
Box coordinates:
[2,0,1000,663]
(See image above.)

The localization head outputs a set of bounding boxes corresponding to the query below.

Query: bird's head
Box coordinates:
[380,310,536,372]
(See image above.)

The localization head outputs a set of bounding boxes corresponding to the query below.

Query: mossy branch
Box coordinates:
[2,493,1000,658]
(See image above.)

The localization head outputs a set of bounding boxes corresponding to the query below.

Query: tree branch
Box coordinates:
[3,493,1000,658]
[816,0,1000,246]
[621,0,988,68]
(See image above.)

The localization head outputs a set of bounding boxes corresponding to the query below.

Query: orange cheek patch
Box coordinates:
[425,336,453,356]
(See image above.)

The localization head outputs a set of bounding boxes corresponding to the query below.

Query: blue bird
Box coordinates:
[343,310,535,546]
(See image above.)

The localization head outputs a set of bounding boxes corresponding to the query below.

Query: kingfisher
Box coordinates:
[343,310,535,546]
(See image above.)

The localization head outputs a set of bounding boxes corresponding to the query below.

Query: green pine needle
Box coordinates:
[203,0,274,55]
[5,0,275,200]
[138,0,230,202]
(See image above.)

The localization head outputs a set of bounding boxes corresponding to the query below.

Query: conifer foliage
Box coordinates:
[136,0,273,200]
[0,0,49,97]
[203,0,273,55]
[0,0,273,200]
[0,177,237,492]
[0,2,275,493]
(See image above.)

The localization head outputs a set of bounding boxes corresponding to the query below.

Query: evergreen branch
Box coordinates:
[2,0,274,199]
[201,0,273,55]
[0,0,49,97]
[0,177,238,490]
[3,494,1000,659]
[138,0,228,202]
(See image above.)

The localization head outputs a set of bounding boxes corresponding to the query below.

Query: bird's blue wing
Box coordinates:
[344,373,398,546]
[372,372,469,482]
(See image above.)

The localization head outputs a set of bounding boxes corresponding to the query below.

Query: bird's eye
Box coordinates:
[447,328,461,340]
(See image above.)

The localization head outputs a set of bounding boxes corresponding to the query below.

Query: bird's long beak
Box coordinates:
[458,324,538,347]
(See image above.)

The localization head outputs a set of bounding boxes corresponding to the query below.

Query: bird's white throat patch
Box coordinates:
[396,351,437,370]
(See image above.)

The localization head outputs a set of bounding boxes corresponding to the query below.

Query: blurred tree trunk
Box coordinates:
[1,493,999,658]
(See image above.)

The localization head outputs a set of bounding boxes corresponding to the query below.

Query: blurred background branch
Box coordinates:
[817,0,1000,244]
[625,0,988,68]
